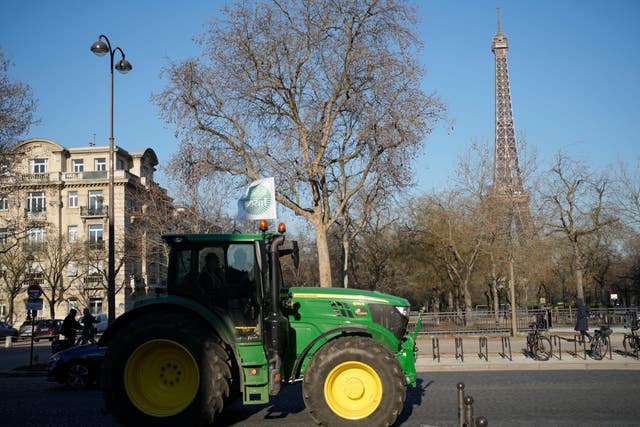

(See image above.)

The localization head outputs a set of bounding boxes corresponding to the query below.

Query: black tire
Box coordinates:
[534,336,552,361]
[623,336,638,356]
[302,336,406,427]
[623,336,631,355]
[102,312,232,427]
[65,361,91,389]
[591,337,608,360]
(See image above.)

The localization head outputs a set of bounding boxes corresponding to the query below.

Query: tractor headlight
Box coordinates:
[369,304,410,341]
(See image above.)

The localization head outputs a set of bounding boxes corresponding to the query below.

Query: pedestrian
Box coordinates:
[60,309,83,344]
[79,308,96,345]
[574,298,590,341]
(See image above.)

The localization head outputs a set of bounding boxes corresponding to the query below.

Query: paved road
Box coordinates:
[1,370,639,426]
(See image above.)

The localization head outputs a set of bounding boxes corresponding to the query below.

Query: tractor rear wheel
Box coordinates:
[303,336,406,427]
[102,312,232,426]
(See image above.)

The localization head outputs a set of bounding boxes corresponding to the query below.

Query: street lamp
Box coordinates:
[90,35,132,325]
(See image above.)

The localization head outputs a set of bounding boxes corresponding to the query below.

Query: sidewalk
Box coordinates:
[0,339,51,377]
[415,330,640,372]
[1,330,639,377]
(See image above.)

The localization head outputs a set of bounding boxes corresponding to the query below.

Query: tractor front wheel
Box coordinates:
[303,336,406,427]
[102,312,232,426]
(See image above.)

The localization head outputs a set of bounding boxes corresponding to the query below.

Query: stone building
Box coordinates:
[0,138,169,326]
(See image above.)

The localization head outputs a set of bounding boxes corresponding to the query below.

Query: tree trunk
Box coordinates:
[341,232,350,288]
[575,267,585,301]
[312,219,332,288]
[574,245,585,301]
[508,255,517,337]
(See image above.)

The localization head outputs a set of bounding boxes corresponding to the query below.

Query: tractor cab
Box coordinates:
[164,234,265,341]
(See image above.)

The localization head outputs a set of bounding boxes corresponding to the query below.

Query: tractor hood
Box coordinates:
[285,287,410,308]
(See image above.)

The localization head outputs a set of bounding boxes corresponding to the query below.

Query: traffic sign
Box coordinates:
[27,284,43,299]
[26,298,43,311]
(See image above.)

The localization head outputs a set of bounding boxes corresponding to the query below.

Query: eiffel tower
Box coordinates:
[491,7,532,242]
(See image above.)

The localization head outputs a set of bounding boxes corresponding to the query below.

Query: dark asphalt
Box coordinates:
[1,370,639,426]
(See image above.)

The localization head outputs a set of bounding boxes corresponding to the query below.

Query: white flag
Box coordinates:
[237,177,277,220]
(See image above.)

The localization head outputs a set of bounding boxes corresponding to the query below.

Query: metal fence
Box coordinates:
[408,307,639,335]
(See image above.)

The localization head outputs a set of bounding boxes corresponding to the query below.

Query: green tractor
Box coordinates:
[100,223,421,426]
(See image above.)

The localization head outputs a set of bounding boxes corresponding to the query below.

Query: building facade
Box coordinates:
[0,138,168,325]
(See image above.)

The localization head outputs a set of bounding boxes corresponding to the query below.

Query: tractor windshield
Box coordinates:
[168,242,261,341]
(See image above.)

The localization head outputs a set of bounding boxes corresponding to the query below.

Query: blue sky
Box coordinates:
[1,0,639,198]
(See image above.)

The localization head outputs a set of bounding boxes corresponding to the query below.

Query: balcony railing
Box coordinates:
[22,242,46,252]
[88,241,105,251]
[64,171,108,180]
[24,208,46,220]
[80,206,107,217]
[23,173,50,182]
[83,276,105,290]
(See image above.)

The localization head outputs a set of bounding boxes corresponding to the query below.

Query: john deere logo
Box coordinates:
[241,183,272,215]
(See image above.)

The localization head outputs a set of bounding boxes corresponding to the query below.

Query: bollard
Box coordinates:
[475,416,489,426]
[457,382,465,427]
[464,395,474,427]
[5,336,12,348]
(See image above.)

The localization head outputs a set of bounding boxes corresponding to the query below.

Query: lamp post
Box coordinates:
[90,35,132,325]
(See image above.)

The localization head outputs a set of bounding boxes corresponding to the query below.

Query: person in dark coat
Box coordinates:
[574,298,590,340]
[60,309,83,343]
[79,308,96,345]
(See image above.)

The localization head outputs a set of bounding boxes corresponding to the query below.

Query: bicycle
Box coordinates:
[623,316,639,357]
[589,325,612,360]
[526,321,552,361]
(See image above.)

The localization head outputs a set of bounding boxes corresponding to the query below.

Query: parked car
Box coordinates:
[19,320,35,339]
[0,321,18,342]
[93,313,108,333]
[34,319,62,342]
[78,312,108,334]
[47,343,107,389]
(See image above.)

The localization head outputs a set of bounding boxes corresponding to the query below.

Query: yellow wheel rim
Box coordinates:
[125,339,200,417]
[324,361,382,420]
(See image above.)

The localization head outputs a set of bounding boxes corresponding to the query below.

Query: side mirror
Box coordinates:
[278,240,299,270]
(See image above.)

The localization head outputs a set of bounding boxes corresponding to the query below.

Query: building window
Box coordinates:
[30,159,48,174]
[27,227,45,245]
[89,297,103,314]
[72,159,84,173]
[67,261,78,276]
[88,225,103,249]
[68,298,78,313]
[0,195,7,211]
[88,190,103,214]
[27,192,46,212]
[0,228,7,244]
[68,191,78,208]
[95,158,106,171]
[68,225,78,242]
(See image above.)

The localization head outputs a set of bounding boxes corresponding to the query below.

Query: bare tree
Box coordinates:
[163,151,237,234]
[0,49,38,155]
[411,193,485,313]
[0,243,32,325]
[541,152,617,301]
[153,0,443,287]
[613,159,640,229]
[34,234,85,319]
